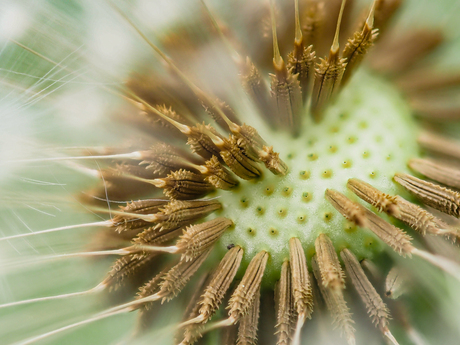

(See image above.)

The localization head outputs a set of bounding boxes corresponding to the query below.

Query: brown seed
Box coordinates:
[176,217,233,261]
[289,238,313,318]
[341,4,379,85]
[418,131,460,162]
[228,251,269,323]
[312,256,356,345]
[348,178,459,240]
[218,135,262,180]
[326,189,413,256]
[325,189,367,227]
[186,123,222,160]
[395,173,460,218]
[274,260,295,345]
[153,169,215,200]
[198,245,244,323]
[240,57,275,127]
[179,274,210,345]
[409,158,460,189]
[199,156,239,190]
[311,0,348,122]
[287,45,316,104]
[347,178,399,216]
[371,30,443,75]
[373,0,403,36]
[341,249,391,331]
[140,143,190,176]
[259,146,289,175]
[112,199,168,233]
[269,1,302,135]
[155,199,222,232]
[315,233,345,291]
[102,253,158,292]
[236,288,260,345]
[139,247,212,304]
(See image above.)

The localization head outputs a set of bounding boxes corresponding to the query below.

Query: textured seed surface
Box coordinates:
[211,71,419,284]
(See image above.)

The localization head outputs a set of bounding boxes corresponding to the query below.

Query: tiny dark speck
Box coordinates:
[227,244,235,250]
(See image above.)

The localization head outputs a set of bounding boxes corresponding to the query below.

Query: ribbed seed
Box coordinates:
[155,199,222,232]
[140,248,212,304]
[312,256,356,345]
[409,158,460,189]
[180,274,209,345]
[112,199,168,233]
[275,261,295,345]
[141,143,188,176]
[200,156,239,190]
[103,254,157,292]
[311,54,347,122]
[228,251,269,323]
[240,58,274,127]
[219,136,262,180]
[341,249,391,331]
[289,238,313,318]
[259,146,289,176]
[153,169,215,200]
[395,173,460,218]
[315,233,345,291]
[341,5,378,85]
[325,189,367,227]
[348,178,457,239]
[236,288,260,345]
[137,263,174,310]
[326,189,413,256]
[269,70,302,134]
[287,45,316,103]
[176,217,233,261]
[418,131,460,161]
[347,178,399,216]
[186,124,222,160]
[134,225,182,245]
[198,246,244,322]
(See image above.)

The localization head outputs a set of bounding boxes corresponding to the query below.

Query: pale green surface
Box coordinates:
[213,70,420,285]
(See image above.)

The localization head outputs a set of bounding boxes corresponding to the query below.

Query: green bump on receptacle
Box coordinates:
[212,70,420,285]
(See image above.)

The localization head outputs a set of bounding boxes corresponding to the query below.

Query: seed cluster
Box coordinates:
[4,0,460,345]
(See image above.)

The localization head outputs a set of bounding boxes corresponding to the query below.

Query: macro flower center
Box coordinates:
[213,69,419,284]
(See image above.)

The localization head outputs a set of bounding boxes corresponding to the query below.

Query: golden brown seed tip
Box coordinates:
[325,189,367,227]
[347,178,399,216]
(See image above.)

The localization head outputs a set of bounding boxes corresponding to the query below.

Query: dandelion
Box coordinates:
[1,0,460,344]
